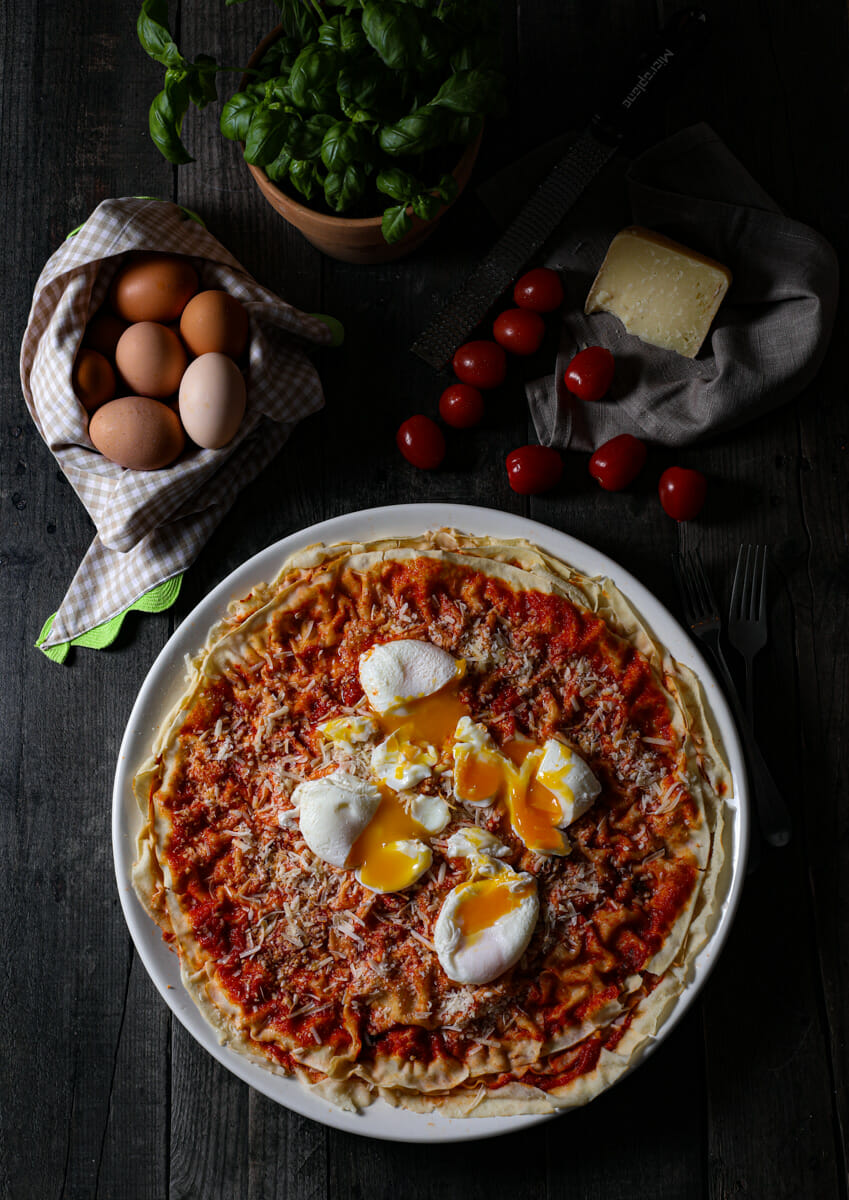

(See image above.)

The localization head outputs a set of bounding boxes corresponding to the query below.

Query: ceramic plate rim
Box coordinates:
[112,502,748,1144]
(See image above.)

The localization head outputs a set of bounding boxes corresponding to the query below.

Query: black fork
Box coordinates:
[673,550,791,863]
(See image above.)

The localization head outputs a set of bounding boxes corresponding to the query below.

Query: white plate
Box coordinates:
[113,503,748,1143]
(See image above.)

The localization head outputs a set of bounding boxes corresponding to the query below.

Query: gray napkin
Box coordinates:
[521,124,838,451]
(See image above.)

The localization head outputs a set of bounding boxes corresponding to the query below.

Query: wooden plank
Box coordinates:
[247,1093,329,1200]
[95,955,170,1200]
[168,1025,250,1200]
[0,0,173,1197]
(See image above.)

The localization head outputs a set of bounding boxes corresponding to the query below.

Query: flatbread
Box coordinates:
[133,530,731,1116]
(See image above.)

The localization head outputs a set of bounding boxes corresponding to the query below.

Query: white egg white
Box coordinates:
[292,769,380,867]
[536,738,601,826]
[359,640,461,715]
[319,714,379,751]
[445,826,510,864]
[370,732,437,792]
[409,792,450,834]
[434,874,539,985]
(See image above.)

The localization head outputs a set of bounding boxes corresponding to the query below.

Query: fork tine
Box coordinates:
[730,545,745,619]
[671,554,693,624]
[690,549,717,618]
[756,545,768,621]
[748,545,759,620]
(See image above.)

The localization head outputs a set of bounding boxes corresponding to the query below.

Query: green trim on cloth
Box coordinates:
[36,574,184,664]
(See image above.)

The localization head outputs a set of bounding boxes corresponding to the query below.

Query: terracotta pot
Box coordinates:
[242,28,482,265]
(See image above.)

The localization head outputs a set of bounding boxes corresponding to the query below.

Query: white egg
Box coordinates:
[434,873,539,985]
[292,770,380,867]
[355,839,432,894]
[445,826,509,862]
[178,352,246,449]
[359,640,461,714]
[409,792,450,834]
[319,714,379,750]
[452,717,501,806]
[371,731,437,792]
[536,738,601,826]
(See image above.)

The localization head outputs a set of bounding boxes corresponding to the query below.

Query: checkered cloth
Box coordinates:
[20,197,331,655]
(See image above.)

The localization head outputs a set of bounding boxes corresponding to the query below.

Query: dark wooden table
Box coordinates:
[3,2,847,1197]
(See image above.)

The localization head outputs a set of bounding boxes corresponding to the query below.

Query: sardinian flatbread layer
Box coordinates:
[133,530,731,1116]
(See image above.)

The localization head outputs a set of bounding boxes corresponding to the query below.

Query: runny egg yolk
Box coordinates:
[451,877,533,938]
[454,733,571,856]
[379,681,469,749]
[351,786,430,892]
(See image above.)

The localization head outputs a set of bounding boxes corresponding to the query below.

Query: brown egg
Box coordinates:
[89,396,185,470]
[83,310,128,360]
[115,322,188,398]
[179,290,250,358]
[73,348,116,412]
[109,254,199,323]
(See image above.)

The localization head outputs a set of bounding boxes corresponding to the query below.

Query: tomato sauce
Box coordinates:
[153,556,705,1093]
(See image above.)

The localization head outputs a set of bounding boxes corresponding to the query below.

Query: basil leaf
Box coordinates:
[448,113,484,144]
[278,0,320,43]
[289,44,340,112]
[148,75,192,164]
[287,113,335,159]
[412,192,441,221]
[318,16,365,53]
[339,15,368,55]
[381,203,412,244]
[378,105,445,156]
[434,172,459,204]
[317,18,342,49]
[337,59,395,123]
[265,147,293,184]
[137,0,184,68]
[324,164,367,212]
[271,80,295,106]
[362,2,419,71]
[244,108,288,166]
[289,159,318,201]
[320,121,370,170]
[375,166,420,201]
[418,19,449,73]
[432,68,502,115]
[220,91,258,141]
[187,54,218,107]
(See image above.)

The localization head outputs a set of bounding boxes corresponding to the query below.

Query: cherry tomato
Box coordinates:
[439,383,484,428]
[658,466,707,521]
[396,415,445,470]
[505,445,563,494]
[492,308,546,356]
[452,340,507,389]
[589,434,647,492]
[563,346,615,402]
[513,267,564,313]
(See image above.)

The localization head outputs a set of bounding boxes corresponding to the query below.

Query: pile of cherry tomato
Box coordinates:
[396,266,707,522]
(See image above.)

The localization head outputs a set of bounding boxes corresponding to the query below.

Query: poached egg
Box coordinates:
[359,639,463,715]
[434,827,538,985]
[289,768,432,893]
[452,719,601,855]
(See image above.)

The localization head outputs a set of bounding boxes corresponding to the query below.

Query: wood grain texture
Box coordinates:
[2,0,848,1196]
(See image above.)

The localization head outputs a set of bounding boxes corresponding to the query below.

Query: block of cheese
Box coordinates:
[584,227,732,358]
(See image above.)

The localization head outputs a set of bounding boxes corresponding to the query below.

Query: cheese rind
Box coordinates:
[584,226,731,358]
